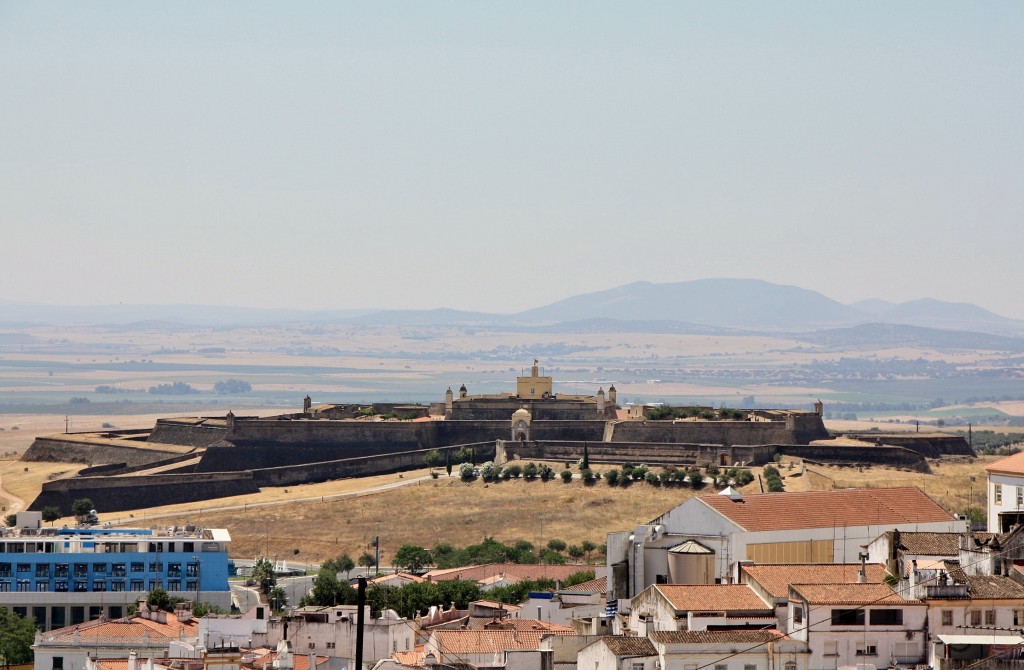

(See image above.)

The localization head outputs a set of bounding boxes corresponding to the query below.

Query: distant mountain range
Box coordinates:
[2,279,1023,340]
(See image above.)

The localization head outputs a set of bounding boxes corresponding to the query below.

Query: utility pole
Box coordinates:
[65,416,69,434]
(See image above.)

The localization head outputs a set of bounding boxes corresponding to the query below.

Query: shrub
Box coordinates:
[539,465,554,482]
[605,469,620,486]
[506,464,522,478]
[560,470,573,483]
[523,462,539,480]
[459,463,475,481]
[645,471,660,486]
[688,471,705,488]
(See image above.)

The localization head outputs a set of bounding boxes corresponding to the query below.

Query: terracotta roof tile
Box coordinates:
[42,612,198,643]
[697,487,953,532]
[790,583,921,606]
[432,629,575,654]
[425,563,593,584]
[650,630,784,644]
[246,652,329,670]
[986,451,1024,475]
[561,576,607,594]
[741,563,889,599]
[600,637,657,656]
[655,584,771,612]
[897,532,962,556]
[965,575,1024,600]
[470,619,573,633]
[393,645,426,666]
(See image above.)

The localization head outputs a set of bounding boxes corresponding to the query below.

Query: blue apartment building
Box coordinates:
[0,512,231,630]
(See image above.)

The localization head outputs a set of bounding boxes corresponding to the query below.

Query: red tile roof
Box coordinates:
[790,583,921,606]
[741,563,889,599]
[986,451,1024,476]
[599,637,657,656]
[431,628,575,654]
[697,487,953,532]
[425,563,593,584]
[650,630,785,644]
[560,576,607,594]
[42,612,198,643]
[655,584,771,612]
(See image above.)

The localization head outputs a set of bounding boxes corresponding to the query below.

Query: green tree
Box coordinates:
[71,498,95,519]
[581,444,590,470]
[268,585,287,611]
[523,462,539,480]
[251,557,276,593]
[567,545,585,563]
[146,587,173,611]
[328,553,356,576]
[0,607,36,666]
[304,566,356,607]
[358,552,376,571]
[445,452,453,477]
[560,469,572,483]
[42,506,62,524]
[547,539,567,553]
[394,544,433,573]
[605,468,620,486]
[581,540,597,560]
[688,471,705,488]
[459,462,475,480]
[3,514,15,527]
[424,449,442,469]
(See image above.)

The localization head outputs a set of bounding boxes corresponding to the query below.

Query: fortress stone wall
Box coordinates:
[607,417,828,445]
[22,435,189,468]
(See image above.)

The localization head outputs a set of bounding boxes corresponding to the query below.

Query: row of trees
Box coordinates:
[301,568,595,616]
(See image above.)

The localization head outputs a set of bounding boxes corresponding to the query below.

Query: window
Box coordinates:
[74,563,88,577]
[870,609,904,625]
[74,580,88,592]
[17,563,31,573]
[823,641,839,657]
[856,642,878,656]
[54,580,68,592]
[942,610,954,626]
[149,562,162,573]
[970,610,982,627]
[0,563,10,577]
[167,563,182,578]
[112,564,126,577]
[183,542,195,552]
[17,579,31,592]
[36,582,49,592]
[1017,487,1023,507]
[131,562,145,573]
[36,564,50,578]
[148,579,162,591]
[112,580,125,592]
[186,563,200,577]
[715,665,727,670]
[93,579,107,592]
[130,580,145,591]
[53,657,64,670]
[831,609,865,625]
[744,665,757,670]
[93,563,107,573]
[995,484,1003,504]
[784,663,797,670]
[168,580,181,591]
[986,609,997,625]
[308,644,315,650]
[55,563,69,578]
[186,580,198,592]
[326,643,335,650]
[793,605,804,624]
[1014,610,1024,626]
[0,581,10,592]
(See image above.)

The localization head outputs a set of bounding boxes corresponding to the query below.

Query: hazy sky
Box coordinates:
[2,2,1022,317]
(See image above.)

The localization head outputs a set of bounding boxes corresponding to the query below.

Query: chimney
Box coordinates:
[129,651,138,670]
[307,654,316,670]
[858,551,868,584]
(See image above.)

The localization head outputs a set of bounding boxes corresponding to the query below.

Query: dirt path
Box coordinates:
[0,472,26,515]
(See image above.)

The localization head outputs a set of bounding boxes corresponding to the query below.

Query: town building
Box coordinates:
[2,512,231,631]
[985,451,1024,532]
[33,602,199,670]
[625,584,775,635]
[785,582,928,669]
[607,487,963,602]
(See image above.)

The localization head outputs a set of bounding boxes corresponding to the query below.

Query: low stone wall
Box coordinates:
[508,441,778,467]
[29,472,260,513]
[607,419,828,446]
[838,433,974,458]
[22,436,186,468]
[778,444,930,472]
